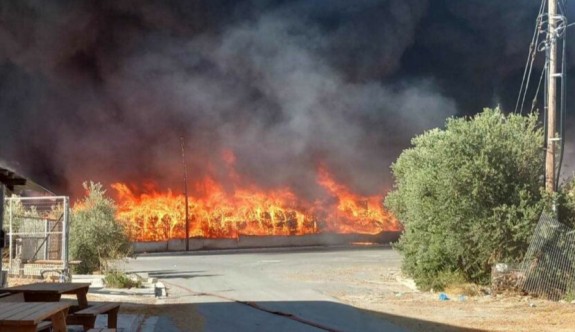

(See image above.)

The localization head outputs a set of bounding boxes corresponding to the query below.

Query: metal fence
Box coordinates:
[3,196,70,281]
[520,212,575,300]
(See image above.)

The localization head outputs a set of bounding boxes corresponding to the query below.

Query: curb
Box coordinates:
[72,274,166,298]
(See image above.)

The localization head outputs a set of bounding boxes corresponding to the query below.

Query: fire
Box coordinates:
[112,167,399,241]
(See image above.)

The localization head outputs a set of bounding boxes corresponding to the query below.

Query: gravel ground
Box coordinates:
[262,248,575,332]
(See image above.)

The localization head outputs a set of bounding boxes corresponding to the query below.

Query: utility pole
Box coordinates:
[180,137,190,251]
[546,0,558,193]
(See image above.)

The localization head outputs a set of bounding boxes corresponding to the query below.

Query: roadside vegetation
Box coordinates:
[103,269,143,288]
[385,108,575,290]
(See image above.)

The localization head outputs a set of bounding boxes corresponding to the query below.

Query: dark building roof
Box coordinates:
[0,165,26,191]
[0,161,53,195]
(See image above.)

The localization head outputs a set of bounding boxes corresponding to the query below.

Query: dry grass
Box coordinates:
[444,283,484,297]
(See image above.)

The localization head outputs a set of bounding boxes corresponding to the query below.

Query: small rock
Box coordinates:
[570,300,575,304]
[529,303,536,307]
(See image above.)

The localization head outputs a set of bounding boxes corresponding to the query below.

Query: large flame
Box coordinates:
[111,166,399,241]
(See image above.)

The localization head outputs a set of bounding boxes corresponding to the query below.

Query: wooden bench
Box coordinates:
[66,302,120,330]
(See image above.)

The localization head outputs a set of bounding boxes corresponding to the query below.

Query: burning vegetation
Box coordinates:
[112,166,399,242]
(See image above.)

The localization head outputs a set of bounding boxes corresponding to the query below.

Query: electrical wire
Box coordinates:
[555,0,568,189]
[530,63,547,113]
[515,0,547,114]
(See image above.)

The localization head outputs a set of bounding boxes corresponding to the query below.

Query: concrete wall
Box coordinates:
[132,231,401,254]
[133,241,168,253]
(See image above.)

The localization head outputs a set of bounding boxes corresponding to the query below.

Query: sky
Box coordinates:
[0,0,573,198]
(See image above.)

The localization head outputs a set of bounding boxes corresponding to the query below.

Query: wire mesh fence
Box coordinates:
[491,262,525,296]
[520,211,575,301]
[2,196,70,280]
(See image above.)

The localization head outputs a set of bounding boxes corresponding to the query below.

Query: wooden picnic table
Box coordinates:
[0,282,91,309]
[0,302,70,332]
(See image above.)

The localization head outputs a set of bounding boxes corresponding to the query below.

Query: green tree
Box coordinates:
[2,197,42,233]
[556,177,575,229]
[70,181,131,274]
[385,108,545,289]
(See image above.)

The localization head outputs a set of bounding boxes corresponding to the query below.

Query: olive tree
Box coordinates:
[385,108,545,289]
[70,182,131,274]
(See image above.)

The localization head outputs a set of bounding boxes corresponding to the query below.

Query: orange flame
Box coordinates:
[111,166,399,241]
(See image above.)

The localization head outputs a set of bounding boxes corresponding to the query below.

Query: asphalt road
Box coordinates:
[121,246,406,332]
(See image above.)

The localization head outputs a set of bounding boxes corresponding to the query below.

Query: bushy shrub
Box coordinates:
[70,182,132,274]
[104,270,142,289]
[385,108,545,289]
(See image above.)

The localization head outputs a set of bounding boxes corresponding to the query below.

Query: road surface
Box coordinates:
[120,247,406,332]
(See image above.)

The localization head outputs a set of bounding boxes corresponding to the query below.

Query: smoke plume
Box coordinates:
[0,1,572,197]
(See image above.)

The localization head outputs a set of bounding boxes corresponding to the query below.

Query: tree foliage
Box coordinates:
[70,182,132,274]
[2,197,43,232]
[556,177,575,229]
[385,108,545,289]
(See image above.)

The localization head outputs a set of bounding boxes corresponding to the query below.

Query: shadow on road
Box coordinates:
[120,298,487,332]
[126,270,218,280]
[149,271,220,280]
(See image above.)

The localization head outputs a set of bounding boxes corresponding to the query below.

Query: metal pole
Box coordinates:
[0,185,4,287]
[546,0,557,193]
[62,197,69,281]
[8,197,12,275]
[180,137,190,251]
[44,218,48,259]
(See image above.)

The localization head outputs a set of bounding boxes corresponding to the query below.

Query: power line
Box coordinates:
[515,0,546,114]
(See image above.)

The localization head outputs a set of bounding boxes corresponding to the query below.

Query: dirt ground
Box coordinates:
[281,264,575,332]
[8,261,575,332]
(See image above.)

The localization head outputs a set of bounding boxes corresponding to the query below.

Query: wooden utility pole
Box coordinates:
[546,0,558,193]
[180,137,190,251]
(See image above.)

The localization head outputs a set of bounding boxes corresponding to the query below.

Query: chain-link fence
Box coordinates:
[3,196,70,281]
[520,212,575,301]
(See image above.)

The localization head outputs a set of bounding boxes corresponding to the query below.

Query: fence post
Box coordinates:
[44,218,48,260]
[8,197,11,276]
[0,185,5,287]
[62,197,69,281]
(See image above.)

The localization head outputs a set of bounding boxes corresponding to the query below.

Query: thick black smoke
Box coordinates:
[0,1,572,197]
